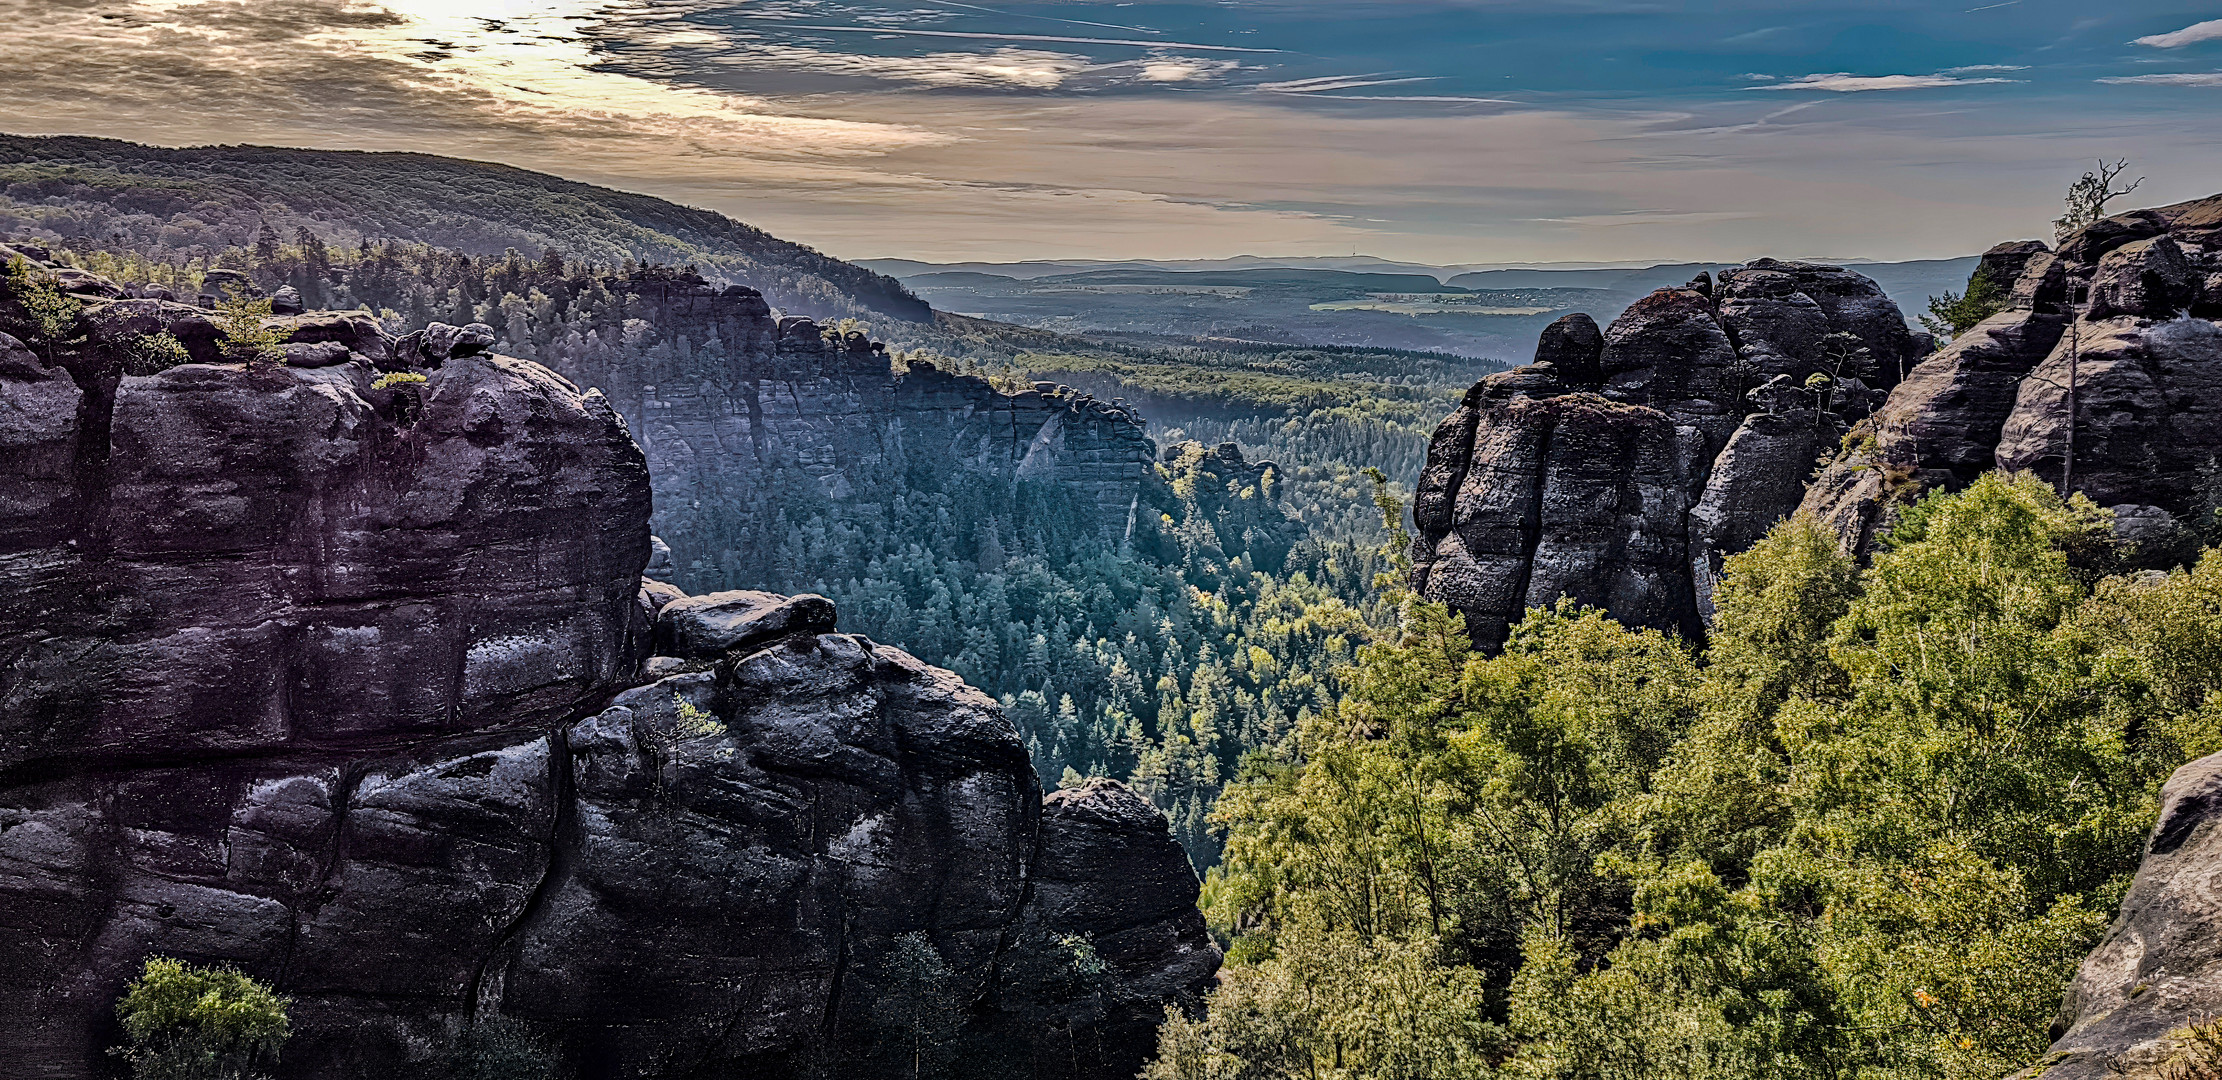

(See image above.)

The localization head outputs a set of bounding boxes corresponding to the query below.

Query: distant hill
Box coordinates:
[1033,268,1466,293]
[0,133,929,321]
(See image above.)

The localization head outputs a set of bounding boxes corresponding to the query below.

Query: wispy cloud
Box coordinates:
[2133,19,2222,48]
[772,24,1277,53]
[2098,71,2222,86]
[1941,64,2027,74]
[1747,71,2019,92]
[1254,75,1439,94]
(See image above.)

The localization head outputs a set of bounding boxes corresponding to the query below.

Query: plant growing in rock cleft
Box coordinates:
[111,956,290,1080]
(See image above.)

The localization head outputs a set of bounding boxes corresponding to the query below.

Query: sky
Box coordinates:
[2,1,2221,265]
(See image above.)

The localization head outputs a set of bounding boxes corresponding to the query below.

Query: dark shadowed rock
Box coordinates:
[282,340,353,368]
[1995,316,2222,512]
[656,589,839,659]
[1015,778,1222,1080]
[266,311,390,364]
[1691,409,1827,614]
[80,298,224,365]
[2036,752,2222,1080]
[51,267,123,300]
[199,268,257,304]
[1976,240,2052,297]
[1534,312,1605,385]
[268,285,305,314]
[0,300,1216,1078]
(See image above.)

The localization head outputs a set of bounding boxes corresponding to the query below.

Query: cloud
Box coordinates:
[1254,75,1437,94]
[717,43,1101,90]
[2098,72,2222,86]
[1136,56,1241,83]
[2133,19,2222,48]
[769,24,1277,53]
[1747,72,2018,92]
[1941,64,2028,74]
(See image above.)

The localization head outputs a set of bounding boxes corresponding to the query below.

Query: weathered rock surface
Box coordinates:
[1804,193,2222,561]
[535,273,1154,593]
[657,589,839,659]
[1414,259,1917,648]
[2035,752,2222,1080]
[0,258,1216,1079]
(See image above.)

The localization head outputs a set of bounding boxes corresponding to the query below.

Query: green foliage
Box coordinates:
[1167,473,2209,1080]
[1919,266,2008,341]
[211,286,282,367]
[371,371,428,391]
[434,1017,565,1080]
[112,957,290,1080]
[121,330,191,376]
[2161,1016,2222,1080]
[874,932,965,1080]
[4,254,83,360]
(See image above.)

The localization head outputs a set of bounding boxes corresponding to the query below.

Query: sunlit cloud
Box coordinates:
[2133,19,2222,48]
[1747,72,2019,92]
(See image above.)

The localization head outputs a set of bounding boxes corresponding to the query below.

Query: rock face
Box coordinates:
[1413,260,1922,648]
[0,256,1215,1078]
[1803,193,2222,560]
[2036,752,2222,1080]
[535,272,1154,593]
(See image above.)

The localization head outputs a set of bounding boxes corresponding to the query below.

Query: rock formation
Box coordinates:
[2034,752,2222,1080]
[533,270,1154,593]
[1412,262,1925,648]
[0,253,1215,1078]
[1803,194,2222,559]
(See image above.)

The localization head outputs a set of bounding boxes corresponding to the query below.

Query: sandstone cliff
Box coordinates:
[2033,751,2222,1080]
[0,254,1215,1078]
[1803,194,2222,560]
[533,270,1154,594]
[1411,262,1925,648]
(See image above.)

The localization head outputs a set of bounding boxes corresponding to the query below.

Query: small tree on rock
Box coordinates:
[2054,157,2144,241]
[112,956,291,1080]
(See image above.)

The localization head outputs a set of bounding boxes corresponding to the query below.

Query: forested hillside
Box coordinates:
[0,133,927,320]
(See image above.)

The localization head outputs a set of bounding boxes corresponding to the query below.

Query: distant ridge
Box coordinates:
[0,133,929,321]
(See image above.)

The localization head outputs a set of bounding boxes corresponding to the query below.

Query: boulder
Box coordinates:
[281,340,353,368]
[637,577,687,622]
[2088,236,2198,320]
[1691,409,1827,614]
[656,589,840,659]
[646,534,674,576]
[79,298,225,365]
[1534,312,1605,385]
[266,311,390,364]
[451,322,496,357]
[50,267,122,299]
[2036,752,2222,1080]
[268,285,305,314]
[198,268,258,304]
[0,331,82,543]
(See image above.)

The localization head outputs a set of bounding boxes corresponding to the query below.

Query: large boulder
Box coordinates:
[656,589,839,659]
[2036,752,2222,1080]
[1995,316,2222,513]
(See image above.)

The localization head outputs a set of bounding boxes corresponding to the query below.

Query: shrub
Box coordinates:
[2162,1016,2222,1080]
[122,331,191,376]
[435,1016,566,1080]
[5,255,83,362]
[371,371,428,391]
[210,284,283,368]
[112,956,290,1080]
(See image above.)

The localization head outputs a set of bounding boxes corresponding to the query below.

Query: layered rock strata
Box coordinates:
[0,256,1215,1079]
[540,272,1154,593]
[1412,261,1925,648]
[1803,194,2222,558]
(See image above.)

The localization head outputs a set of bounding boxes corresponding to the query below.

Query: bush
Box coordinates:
[112,956,290,1080]
[122,331,191,376]
[436,1016,566,1080]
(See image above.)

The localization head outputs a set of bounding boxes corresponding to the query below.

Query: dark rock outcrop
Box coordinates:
[533,275,1154,593]
[0,258,1216,1079]
[1804,193,2222,561]
[1414,260,1919,648]
[2034,752,2222,1080]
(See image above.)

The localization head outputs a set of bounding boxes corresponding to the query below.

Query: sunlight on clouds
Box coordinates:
[326,0,943,154]
[1748,72,2020,92]
[2133,19,2222,48]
